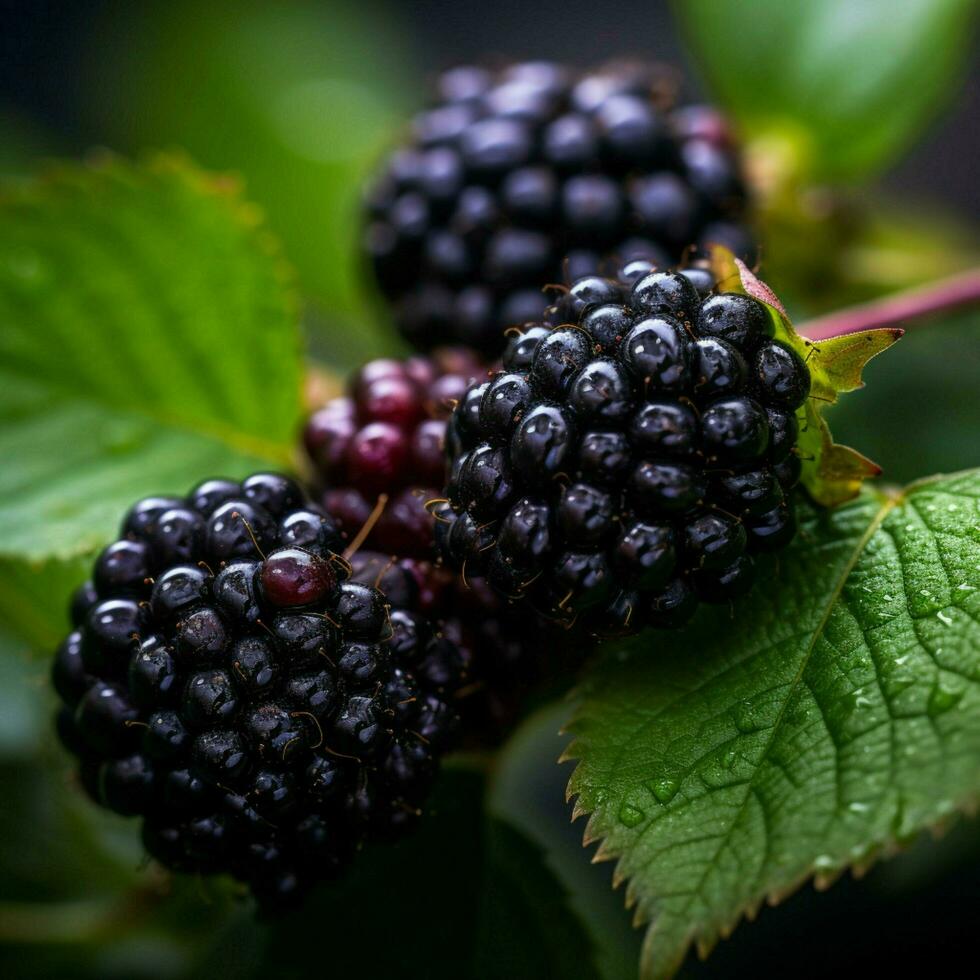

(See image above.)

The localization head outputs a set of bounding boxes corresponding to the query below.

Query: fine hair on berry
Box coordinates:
[438,261,809,635]
[52,473,465,909]
[304,353,585,739]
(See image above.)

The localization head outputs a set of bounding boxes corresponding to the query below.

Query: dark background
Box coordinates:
[1,0,978,215]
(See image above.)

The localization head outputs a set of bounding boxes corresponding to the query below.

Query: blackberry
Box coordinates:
[305,355,582,739]
[304,348,485,558]
[348,550,582,742]
[52,473,463,909]
[364,60,755,355]
[439,261,809,634]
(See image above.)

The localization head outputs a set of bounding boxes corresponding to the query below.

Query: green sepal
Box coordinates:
[710,248,901,506]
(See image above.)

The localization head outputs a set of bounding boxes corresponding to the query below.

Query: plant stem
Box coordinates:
[798,268,980,341]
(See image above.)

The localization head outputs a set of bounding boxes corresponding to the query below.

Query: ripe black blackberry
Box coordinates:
[348,549,582,742]
[304,354,580,739]
[52,473,463,910]
[438,260,810,635]
[364,60,755,355]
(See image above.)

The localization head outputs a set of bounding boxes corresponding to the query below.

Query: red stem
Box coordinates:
[798,268,980,341]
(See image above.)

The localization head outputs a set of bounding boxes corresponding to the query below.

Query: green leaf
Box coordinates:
[0,753,249,977]
[0,108,55,176]
[711,248,899,505]
[0,154,302,564]
[262,769,486,978]
[566,470,980,979]
[0,555,92,757]
[675,0,978,180]
[0,759,144,905]
[474,819,600,980]
[0,641,45,759]
[0,556,91,655]
[757,191,980,321]
[490,703,643,980]
[80,0,417,365]
[264,767,601,979]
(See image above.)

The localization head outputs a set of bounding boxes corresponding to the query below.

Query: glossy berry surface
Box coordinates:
[306,348,581,738]
[365,60,755,355]
[304,349,485,558]
[439,264,809,634]
[347,550,584,743]
[260,549,336,607]
[52,473,463,909]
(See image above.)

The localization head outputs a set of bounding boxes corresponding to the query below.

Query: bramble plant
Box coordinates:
[1,1,980,978]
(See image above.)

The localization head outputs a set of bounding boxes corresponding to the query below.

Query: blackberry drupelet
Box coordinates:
[438,261,810,635]
[348,550,582,742]
[303,348,484,558]
[364,60,755,355]
[52,473,463,909]
[304,355,581,739]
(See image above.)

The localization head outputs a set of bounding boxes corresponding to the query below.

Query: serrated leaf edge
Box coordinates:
[0,152,305,564]
[1,152,303,456]
[560,472,978,979]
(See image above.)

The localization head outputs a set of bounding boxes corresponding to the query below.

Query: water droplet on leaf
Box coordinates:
[927,683,963,716]
[618,802,645,827]
[647,776,680,805]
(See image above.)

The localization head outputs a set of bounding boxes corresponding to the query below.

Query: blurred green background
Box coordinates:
[0,0,978,977]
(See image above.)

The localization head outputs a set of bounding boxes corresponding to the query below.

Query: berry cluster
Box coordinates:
[365,60,754,355]
[438,262,810,634]
[349,549,579,740]
[52,474,463,908]
[304,352,576,738]
[52,59,779,909]
[303,348,483,557]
